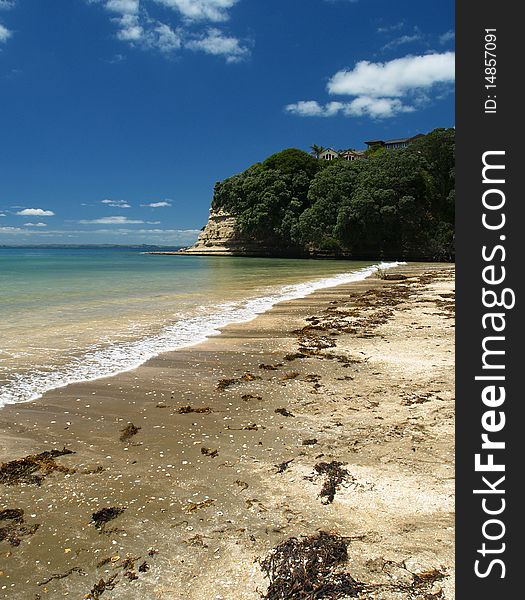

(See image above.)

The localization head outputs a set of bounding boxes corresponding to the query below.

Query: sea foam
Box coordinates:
[0,261,402,406]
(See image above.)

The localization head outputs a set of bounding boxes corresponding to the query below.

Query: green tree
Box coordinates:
[310,144,325,158]
[262,148,320,179]
[210,129,455,259]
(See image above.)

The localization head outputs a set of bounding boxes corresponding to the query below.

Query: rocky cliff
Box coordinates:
[182,209,293,256]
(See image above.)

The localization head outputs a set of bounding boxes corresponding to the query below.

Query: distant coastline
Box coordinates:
[0,244,185,249]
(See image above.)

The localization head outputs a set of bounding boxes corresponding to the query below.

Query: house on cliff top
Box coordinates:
[364,134,424,151]
[316,134,423,161]
[318,148,364,161]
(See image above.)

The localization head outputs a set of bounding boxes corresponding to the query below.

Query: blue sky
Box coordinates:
[0,0,454,245]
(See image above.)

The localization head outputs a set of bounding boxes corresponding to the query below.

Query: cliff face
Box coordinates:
[183,209,295,256]
[182,208,434,260]
[182,209,238,254]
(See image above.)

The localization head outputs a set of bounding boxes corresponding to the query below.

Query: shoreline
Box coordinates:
[0,261,399,408]
[146,250,454,261]
[0,263,455,599]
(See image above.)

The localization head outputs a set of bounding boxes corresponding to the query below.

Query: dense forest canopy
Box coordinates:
[211,128,455,260]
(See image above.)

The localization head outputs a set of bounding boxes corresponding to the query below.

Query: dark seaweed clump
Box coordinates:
[259,531,362,600]
[85,574,118,599]
[314,461,349,504]
[92,507,126,530]
[201,447,219,458]
[119,423,141,442]
[0,508,40,547]
[275,459,294,474]
[176,405,212,414]
[0,447,75,486]
[275,408,295,417]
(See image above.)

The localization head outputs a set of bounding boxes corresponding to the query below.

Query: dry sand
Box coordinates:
[0,263,455,599]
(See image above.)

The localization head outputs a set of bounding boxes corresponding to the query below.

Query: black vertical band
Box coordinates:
[456,2,522,597]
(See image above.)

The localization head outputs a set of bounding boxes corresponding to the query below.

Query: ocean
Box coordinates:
[0,246,397,406]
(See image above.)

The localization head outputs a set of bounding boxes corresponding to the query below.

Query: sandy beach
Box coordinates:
[0,263,455,600]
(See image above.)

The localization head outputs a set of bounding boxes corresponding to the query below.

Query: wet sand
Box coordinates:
[0,263,455,599]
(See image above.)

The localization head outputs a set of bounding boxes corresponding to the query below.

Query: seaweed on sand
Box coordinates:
[37,567,87,586]
[275,459,294,473]
[275,408,295,417]
[176,406,212,414]
[242,394,263,401]
[0,509,40,547]
[217,378,238,391]
[218,372,262,391]
[201,447,219,458]
[298,335,337,352]
[314,461,349,504]
[364,560,448,596]
[85,574,119,599]
[183,499,215,513]
[260,534,449,600]
[138,561,149,572]
[282,372,300,380]
[259,531,362,600]
[302,439,318,446]
[241,372,262,381]
[0,509,24,523]
[86,552,157,597]
[0,447,75,486]
[283,352,309,362]
[226,423,260,431]
[91,507,126,530]
[119,423,141,442]
[124,570,138,581]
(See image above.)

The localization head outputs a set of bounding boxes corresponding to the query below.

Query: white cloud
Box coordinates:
[439,30,455,45]
[0,226,24,233]
[328,52,455,97]
[343,96,415,118]
[136,228,198,233]
[114,18,182,51]
[0,213,6,217]
[285,101,343,118]
[106,0,139,13]
[0,22,12,42]
[108,53,126,63]
[286,52,454,120]
[154,0,239,22]
[0,1,16,10]
[79,216,145,224]
[89,227,197,235]
[0,225,201,245]
[98,0,143,41]
[286,97,413,120]
[24,222,48,227]
[87,1,246,62]
[116,17,144,41]
[377,21,405,34]
[285,101,324,117]
[141,200,172,207]
[101,199,132,208]
[16,208,55,216]
[148,22,182,52]
[185,27,249,62]
[382,33,422,51]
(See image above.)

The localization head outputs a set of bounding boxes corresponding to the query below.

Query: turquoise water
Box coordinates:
[0,247,393,406]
